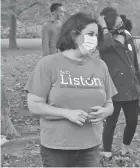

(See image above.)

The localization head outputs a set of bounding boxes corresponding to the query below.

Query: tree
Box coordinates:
[1,0,43,50]
[9,13,17,49]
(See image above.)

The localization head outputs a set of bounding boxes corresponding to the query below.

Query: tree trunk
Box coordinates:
[1,85,20,139]
[9,14,18,50]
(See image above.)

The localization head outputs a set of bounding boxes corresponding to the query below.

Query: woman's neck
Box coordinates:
[62,49,88,61]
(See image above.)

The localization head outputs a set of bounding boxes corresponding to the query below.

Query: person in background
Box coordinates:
[25,12,117,167]
[98,7,140,158]
[100,7,133,34]
[41,3,66,56]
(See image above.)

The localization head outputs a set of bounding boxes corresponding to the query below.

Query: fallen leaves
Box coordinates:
[1,48,140,167]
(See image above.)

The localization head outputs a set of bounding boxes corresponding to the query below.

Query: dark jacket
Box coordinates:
[99,32,140,101]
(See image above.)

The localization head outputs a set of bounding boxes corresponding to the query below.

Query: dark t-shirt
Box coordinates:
[25,53,117,149]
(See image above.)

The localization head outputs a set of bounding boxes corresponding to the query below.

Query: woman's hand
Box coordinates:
[87,106,107,124]
[64,109,88,126]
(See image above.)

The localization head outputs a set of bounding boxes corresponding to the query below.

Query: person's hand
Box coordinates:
[87,106,106,124]
[98,15,107,28]
[64,109,88,126]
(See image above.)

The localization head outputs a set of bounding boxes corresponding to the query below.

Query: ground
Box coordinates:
[1,44,140,167]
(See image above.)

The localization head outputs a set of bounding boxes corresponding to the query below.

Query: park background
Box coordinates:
[1,0,140,167]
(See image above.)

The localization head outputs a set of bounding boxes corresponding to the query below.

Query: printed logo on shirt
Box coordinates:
[59,70,103,89]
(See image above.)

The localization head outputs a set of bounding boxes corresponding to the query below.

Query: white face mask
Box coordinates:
[79,35,98,55]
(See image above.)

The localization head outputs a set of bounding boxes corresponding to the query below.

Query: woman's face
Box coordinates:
[77,23,98,43]
[76,23,98,55]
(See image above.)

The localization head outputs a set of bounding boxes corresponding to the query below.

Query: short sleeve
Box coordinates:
[102,61,118,100]
[24,57,51,99]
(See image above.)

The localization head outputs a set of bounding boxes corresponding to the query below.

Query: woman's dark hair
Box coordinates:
[120,14,133,32]
[56,12,97,51]
[125,19,133,32]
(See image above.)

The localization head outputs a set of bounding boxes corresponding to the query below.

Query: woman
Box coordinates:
[100,7,133,34]
[25,12,117,167]
[98,7,140,158]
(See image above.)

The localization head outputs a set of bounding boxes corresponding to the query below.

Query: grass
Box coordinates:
[1,48,140,167]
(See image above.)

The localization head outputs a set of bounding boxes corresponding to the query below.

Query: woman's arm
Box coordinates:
[98,16,115,51]
[27,93,66,120]
[27,93,88,125]
[102,98,114,117]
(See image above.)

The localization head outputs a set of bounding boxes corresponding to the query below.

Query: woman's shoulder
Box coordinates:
[40,53,62,63]
[91,57,107,69]
[37,53,62,68]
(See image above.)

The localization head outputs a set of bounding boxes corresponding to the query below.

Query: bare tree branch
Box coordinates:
[16,2,43,16]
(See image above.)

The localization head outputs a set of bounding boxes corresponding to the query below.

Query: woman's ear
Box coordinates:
[71,30,77,40]
[71,30,80,46]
